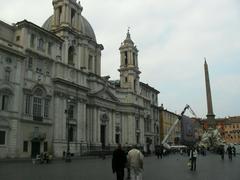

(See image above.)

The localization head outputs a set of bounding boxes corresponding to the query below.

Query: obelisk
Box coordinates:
[204,59,215,128]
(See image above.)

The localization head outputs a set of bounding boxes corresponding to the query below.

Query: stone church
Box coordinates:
[0,0,160,158]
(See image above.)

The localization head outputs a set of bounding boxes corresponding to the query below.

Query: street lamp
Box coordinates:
[65,99,72,162]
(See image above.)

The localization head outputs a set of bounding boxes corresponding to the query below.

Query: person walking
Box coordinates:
[189,147,197,171]
[127,145,144,180]
[232,145,236,157]
[220,145,225,160]
[112,144,127,180]
[155,147,160,159]
[227,145,232,161]
[159,144,163,159]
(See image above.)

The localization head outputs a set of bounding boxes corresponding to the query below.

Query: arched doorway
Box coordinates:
[100,125,106,149]
[31,141,40,158]
[100,113,108,149]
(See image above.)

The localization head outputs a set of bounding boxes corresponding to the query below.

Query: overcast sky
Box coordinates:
[0,0,239,118]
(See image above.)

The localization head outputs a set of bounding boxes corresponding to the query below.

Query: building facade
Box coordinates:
[159,105,180,145]
[0,0,160,158]
[223,116,240,144]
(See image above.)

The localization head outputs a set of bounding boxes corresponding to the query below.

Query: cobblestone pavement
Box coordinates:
[0,153,239,180]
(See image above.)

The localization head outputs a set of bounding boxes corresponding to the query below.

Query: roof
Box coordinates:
[42,15,96,42]
[140,82,160,94]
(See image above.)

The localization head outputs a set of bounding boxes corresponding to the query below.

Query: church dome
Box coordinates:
[42,15,96,42]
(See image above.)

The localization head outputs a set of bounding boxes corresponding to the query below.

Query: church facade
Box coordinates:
[0,0,159,158]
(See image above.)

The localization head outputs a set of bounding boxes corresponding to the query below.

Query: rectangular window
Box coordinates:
[115,134,120,144]
[23,141,28,152]
[124,51,128,65]
[136,118,139,130]
[28,57,33,69]
[68,104,74,119]
[47,42,52,55]
[16,36,20,41]
[5,69,10,81]
[44,142,48,152]
[44,99,49,118]
[37,38,44,51]
[1,95,9,111]
[0,131,6,145]
[33,97,42,121]
[25,95,31,115]
[30,34,35,48]
[88,55,93,72]
[136,133,140,144]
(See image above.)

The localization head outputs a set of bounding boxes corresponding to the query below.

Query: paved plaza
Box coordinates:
[0,153,239,180]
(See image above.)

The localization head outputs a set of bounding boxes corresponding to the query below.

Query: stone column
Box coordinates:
[62,5,66,24]
[63,99,67,140]
[127,51,131,66]
[120,52,124,67]
[79,45,86,68]
[84,47,88,70]
[76,101,81,140]
[65,5,69,24]
[93,107,97,143]
[204,60,215,127]
[53,7,57,27]
[108,111,112,144]
[80,102,87,141]
[92,55,95,74]
[97,54,101,75]
[130,51,133,65]
[112,111,116,144]
[56,8,60,26]
[64,39,69,64]
[75,45,80,69]
[53,96,66,140]
[77,13,80,31]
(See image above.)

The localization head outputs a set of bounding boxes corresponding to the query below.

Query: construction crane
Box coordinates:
[162,104,197,149]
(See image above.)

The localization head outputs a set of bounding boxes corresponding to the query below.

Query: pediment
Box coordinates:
[91,87,119,102]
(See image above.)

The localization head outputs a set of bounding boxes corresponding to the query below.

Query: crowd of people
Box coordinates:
[112,144,144,180]
[111,143,238,180]
[34,152,52,164]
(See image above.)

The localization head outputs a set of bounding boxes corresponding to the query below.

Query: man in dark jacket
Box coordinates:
[227,145,232,161]
[112,144,127,180]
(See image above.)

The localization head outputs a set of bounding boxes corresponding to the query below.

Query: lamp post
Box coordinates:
[65,99,71,162]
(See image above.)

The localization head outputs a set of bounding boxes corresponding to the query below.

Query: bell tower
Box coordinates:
[52,0,83,31]
[119,29,141,92]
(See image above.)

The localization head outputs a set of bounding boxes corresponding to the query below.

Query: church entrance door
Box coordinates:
[31,141,40,158]
[100,125,106,149]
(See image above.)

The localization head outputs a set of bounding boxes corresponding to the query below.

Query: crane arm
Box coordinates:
[161,104,196,149]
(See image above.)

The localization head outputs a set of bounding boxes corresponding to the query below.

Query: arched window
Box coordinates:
[33,88,43,121]
[71,9,76,27]
[58,6,62,25]
[124,51,128,65]
[68,46,75,65]
[38,38,44,50]
[26,87,50,121]
[1,95,9,111]
[4,67,11,81]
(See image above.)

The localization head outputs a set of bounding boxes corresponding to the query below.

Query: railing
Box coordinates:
[33,116,43,121]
